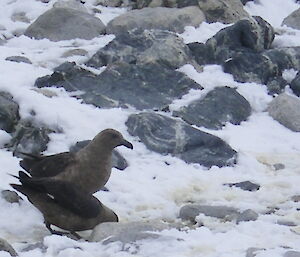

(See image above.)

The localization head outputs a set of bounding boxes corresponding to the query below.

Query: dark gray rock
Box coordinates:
[86,29,194,69]
[282,8,300,30]
[35,62,201,110]
[290,71,300,97]
[21,242,47,253]
[266,76,287,95]
[179,204,239,222]
[89,220,170,243]
[246,247,264,257]
[11,12,30,23]
[70,140,129,170]
[1,190,22,203]
[291,195,300,202]
[236,209,258,223]
[268,93,300,132]
[225,181,260,191]
[284,251,300,257]
[197,0,250,24]
[134,0,199,8]
[173,87,251,129]
[187,42,215,65]
[240,0,253,4]
[0,92,20,133]
[106,6,205,34]
[223,51,278,84]
[126,112,237,167]
[0,238,17,256]
[5,56,32,64]
[24,7,105,41]
[273,163,285,171]
[7,120,52,156]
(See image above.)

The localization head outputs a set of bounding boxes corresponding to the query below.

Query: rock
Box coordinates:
[290,71,300,96]
[106,7,205,34]
[89,220,170,243]
[268,93,300,132]
[0,238,17,256]
[134,0,199,8]
[7,120,52,156]
[35,62,201,110]
[86,29,194,69]
[126,112,237,167]
[197,0,250,24]
[95,0,123,7]
[284,251,300,257]
[11,12,30,23]
[53,0,89,13]
[1,190,22,203]
[291,195,300,202]
[179,204,239,222]
[240,0,253,4]
[282,8,300,30]
[70,140,129,170]
[24,7,105,41]
[223,51,278,84]
[225,181,260,192]
[21,242,47,253]
[266,76,287,95]
[246,247,264,257]
[236,209,258,223]
[173,87,251,129]
[277,220,297,227]
[273,163,285,170]
[61,49,88,58]
[5,56,32,64]
[0,92,20,133]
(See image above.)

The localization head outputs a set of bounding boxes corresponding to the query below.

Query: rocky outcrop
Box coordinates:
[35,62,201,110]
[126,112,237,167]
[24,7,105,41]
[0,92,20,133]
[173,87,251,129]
[106,7,205,34]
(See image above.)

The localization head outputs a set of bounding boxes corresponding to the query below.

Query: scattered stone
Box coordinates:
[86,29,194,69]
[126,112,237,168]
[277,220,297,227]
[89,220,170,243]
[21,242,47,253]
[266,76,287,95]
[7,120,52,156]
[0,238,18,256]
[35,62,201,110]
[290,71,300,96]
[173,87,251,129]
[268,93,300,132]
[1,190,22,203]
[197,0,250,24]
[5,56,32,64]
[24,7,105,41]
[246,247,264,257]
[0,92,20,133]
[284,251,300,257]
[273,163,285,171]
[106,7,205,34]
[61,48,88,58]
[179,204,239,222]
[291,195,300,202]
[236,209,258,223]
[225,181,260,192]
[70,140,129,170]
[11,12,30,23]
[282,8,300,30]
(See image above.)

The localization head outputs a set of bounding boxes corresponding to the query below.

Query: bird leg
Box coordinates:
[45,222,82,240]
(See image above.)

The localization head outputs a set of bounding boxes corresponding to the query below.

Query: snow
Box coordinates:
[0,0,300,256]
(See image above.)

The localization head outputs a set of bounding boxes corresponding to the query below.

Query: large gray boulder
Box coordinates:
[126,112,237,167]
[173,87,251,129]
[35,62,201,110]
[24,7,105,41]
[268,93,300,132]
[282,8,300,30]
[106,6,205,34]
[86,29,193,69]
[197,0,250,24]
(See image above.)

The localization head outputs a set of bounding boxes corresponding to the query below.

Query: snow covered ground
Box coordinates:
[0,0,300,256]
